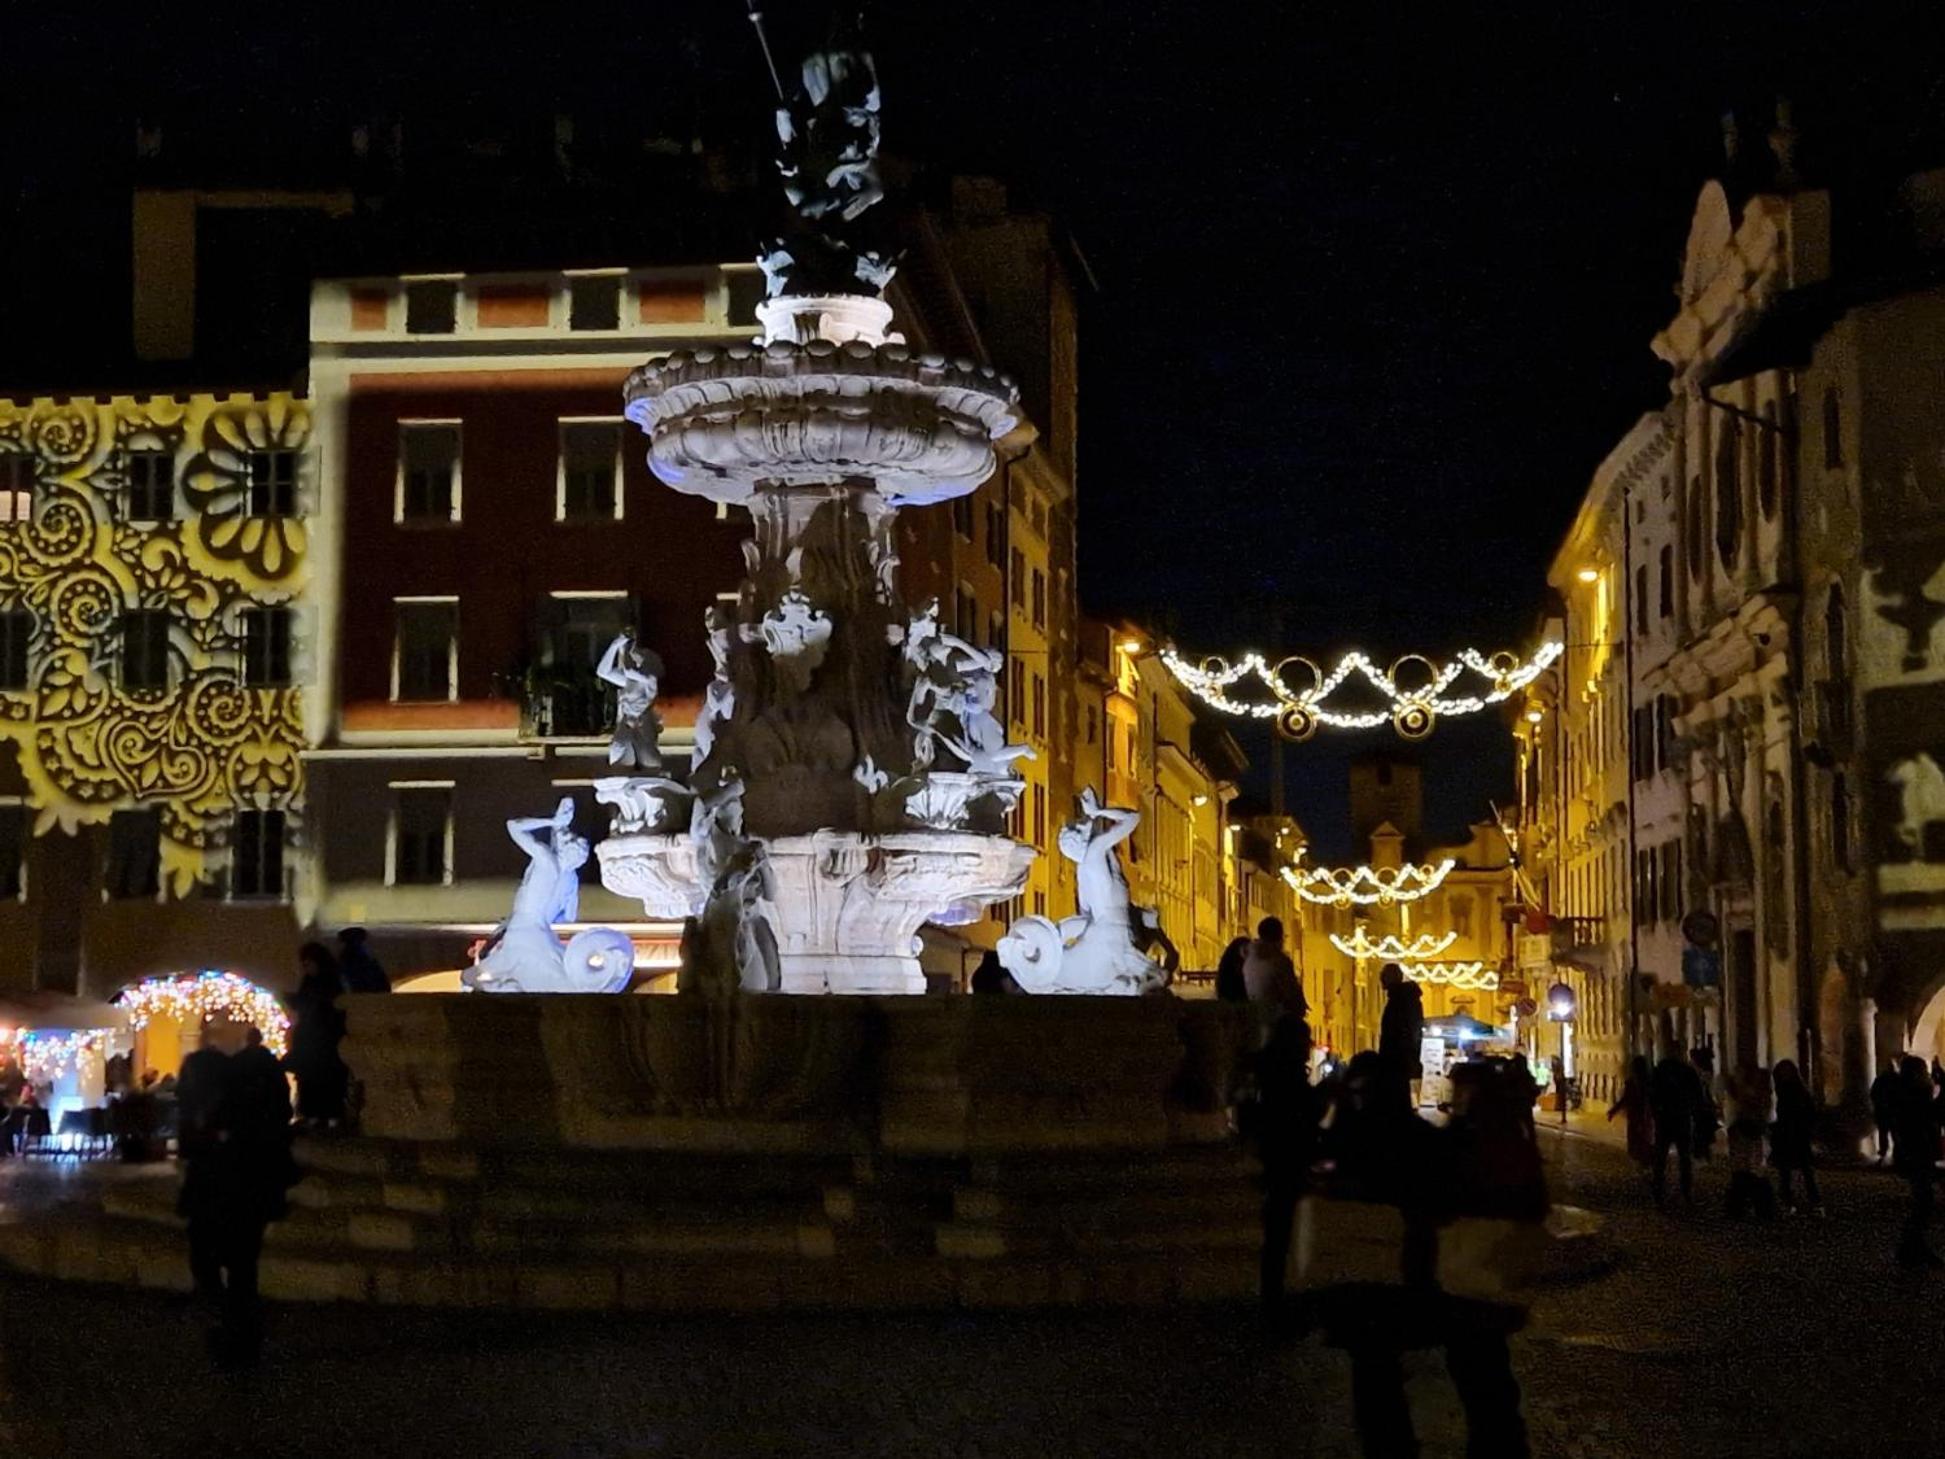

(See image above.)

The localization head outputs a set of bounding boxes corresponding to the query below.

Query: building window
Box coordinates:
[985,502,1004,567]
[0,455,30,522]
[246,450,298,517]
[1758,400,1779,519]
[1086,705,1098,745]
[1822,386,1842,469]
[559,422,622,522]
[1687,475,1705,577]
[232,808,286,899]
[405,279,458,334]
[951,495,973,540]
[1009,549,1025,608]
[955,585,978,645]
[0,609,30,690]
[1009,655,1026,728]
[126,450,174,521]
[390,786,453,886]
[1658,544,1673,619]
[988,610,1004,656]
[1032,782,1046,847]
[1634,564,1648,635]
[105,809,160,899]
[120,610,171,691]
[569,274,621,331]
[394,599,457,701]
[540,594,631,735]
[1031,569,1046,629]
[1831,773,1853,875]
[399,423,461,522]
[1032,672,1046,738]
[240,605,293,687]
[1714,419,1740,568]
[0,803,22,900]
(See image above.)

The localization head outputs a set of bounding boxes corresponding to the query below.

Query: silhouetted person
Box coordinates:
[1724,1064,1776,1221]
[1690,1045,1720,1160]
[285,942,348,1125]
[1649,1043,1705,1208]
[1251,1013,1316,1320]
[179,1019,295,1368]
[1243,917,1306,1030]
[1607,1055,1654,1177]
[1377,963,1423,1108]
[336,927,391,994]
[1771,1059,1824,1216]
[1506,1052,1539,1139]
[969,949,1013,994]
[1893,1055,1942,1268]
[1871,1059,1900,1166]
[1214,935,1250,1004]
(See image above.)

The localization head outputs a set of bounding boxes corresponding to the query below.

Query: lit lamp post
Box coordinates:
[1547,979,1577,1123]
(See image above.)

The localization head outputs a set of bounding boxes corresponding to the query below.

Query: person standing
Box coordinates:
[1871,1059,1901,1167]
[1723,1064,1776,1221]
[1214,935,1251,1004]
[1649,1043,1705,1208]
[1690,1045,1721,1161]
[1893,1055,1943,1268]
[1242,918,1307,1027]
[1607,1055,1656,1178]
[1507,1052,1540,1140]
[1771,1059,1825,1216]
[284,942,348,1127]
[1252,1013,1317,1322]
[1377,963,1424,1107]
[179,1017,296,1368]
[336,927,391,994]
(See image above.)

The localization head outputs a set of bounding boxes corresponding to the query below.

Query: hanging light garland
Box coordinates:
[1281,858,1456,907]
[9,1029,128,1085]
[1327,929,1459,961]
[1400,961,1501,991]
[1160,640,1563,741]
[115,971,291,1058]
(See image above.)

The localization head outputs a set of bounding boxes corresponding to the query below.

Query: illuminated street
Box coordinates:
[1,1135,1937,1458]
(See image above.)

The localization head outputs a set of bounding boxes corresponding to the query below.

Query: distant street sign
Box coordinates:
[1682,944,1721,989]
[1682,911,1720,949]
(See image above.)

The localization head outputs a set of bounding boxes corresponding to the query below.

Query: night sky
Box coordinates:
[5,4,1942,855]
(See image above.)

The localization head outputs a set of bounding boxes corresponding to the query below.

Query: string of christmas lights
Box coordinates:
[115,971,291,1057]
[1327,929,1459,961]
[1400,960,1501,991]
[1281,858,1456,907]
[9,1029,129,1085]
[1160,640,1563,741]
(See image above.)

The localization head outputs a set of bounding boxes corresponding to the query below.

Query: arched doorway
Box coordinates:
[113,971,290,1081]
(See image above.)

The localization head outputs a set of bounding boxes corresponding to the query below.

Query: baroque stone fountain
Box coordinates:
[596,35,1034,994]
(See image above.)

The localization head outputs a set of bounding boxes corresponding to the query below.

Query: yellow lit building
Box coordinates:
[0,392,313,996]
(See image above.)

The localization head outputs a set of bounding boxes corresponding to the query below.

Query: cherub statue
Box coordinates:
[694,606,738,764]
[597,633,664,771]
[903,601,1030,778]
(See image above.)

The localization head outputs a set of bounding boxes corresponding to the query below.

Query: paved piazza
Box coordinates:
[0,1133,1938,1458]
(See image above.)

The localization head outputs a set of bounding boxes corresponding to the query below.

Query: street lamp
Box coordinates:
[1546,980,1577,1124]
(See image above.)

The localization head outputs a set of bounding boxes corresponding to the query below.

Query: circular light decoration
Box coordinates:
[1328,929,1459,961]
[1400,960,1501,991]
[114,971,291,1058]
[1281,858,1456,907]
[1163,640,1564,741]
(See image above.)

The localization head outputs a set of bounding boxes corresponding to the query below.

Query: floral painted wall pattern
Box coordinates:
[0,394,309,897]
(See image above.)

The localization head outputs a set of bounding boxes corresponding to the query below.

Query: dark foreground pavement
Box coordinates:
[1,1133,1942,1458]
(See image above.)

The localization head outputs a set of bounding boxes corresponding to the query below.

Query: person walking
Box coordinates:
[1771,1059,1825,1216]
[1377,963,1424,1108]
[1893,1055,1943,1268]
[1607,1056,1656,1179]
[179,1017,297,1368]
[284,942,348,1128]
[1252,1012,1316,1322]
[1214,935,1251,1004]
[1690,1045,1721,1161]
[1871,1059,1901,1167]
[1723,1064,1776,1221]
[1507,1052,1539,1140]
[1649,1043,1706,1208]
